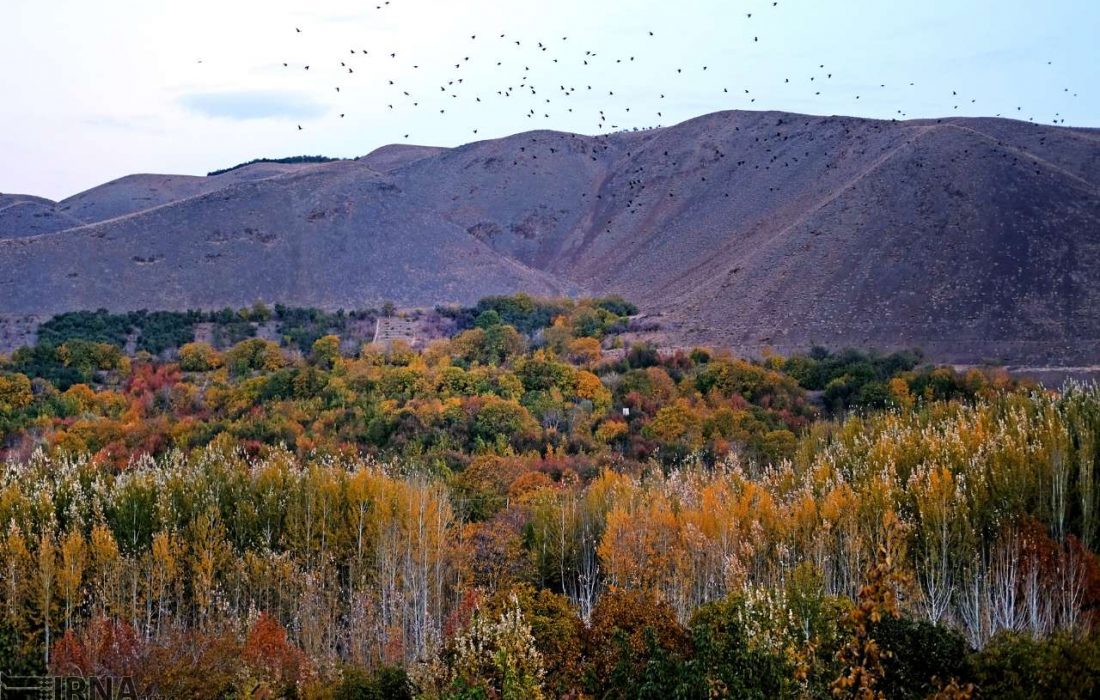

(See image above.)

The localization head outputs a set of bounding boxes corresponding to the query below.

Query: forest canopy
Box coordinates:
[0,294,1094,699]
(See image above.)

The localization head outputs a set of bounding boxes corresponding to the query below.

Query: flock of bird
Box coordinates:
[187,0,1092,186]
[251,0,1081,142]
[287,2,840,137]
[185,4,1092,244]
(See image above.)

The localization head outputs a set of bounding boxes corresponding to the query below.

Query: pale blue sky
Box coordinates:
[1,0,1097,200]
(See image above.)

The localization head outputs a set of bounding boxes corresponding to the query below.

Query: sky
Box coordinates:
[1,0,1097,200]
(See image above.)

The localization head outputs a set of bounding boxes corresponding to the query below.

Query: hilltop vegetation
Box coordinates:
[0,295,1096,698]
[206,155,340,177]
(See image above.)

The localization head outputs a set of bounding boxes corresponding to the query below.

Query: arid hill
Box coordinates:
[0,194,84,238]
[2,110,1098,363]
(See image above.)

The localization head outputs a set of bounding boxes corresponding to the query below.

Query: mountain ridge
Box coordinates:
[2,109,1098,364]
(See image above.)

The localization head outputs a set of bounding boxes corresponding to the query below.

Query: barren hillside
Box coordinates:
[2,110,1098,363]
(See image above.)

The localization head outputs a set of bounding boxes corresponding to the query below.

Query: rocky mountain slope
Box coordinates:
[2,110,1098,363]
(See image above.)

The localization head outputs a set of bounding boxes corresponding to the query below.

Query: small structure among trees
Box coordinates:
[373,315,419,349]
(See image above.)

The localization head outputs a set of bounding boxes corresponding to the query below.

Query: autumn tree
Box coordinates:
[443,596,546,700]
[833,512,912,700]
[178,342,222,372]
[0,372,33,414]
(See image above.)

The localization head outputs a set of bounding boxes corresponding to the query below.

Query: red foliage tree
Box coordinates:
[242,612,313,689]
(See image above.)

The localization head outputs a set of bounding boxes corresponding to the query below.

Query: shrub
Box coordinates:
[678,592,832,700]
[969,632,1100,700]
[445,597,546,700]
[336,665,416,700]
[584,589,690,695]
[872,615,971,699]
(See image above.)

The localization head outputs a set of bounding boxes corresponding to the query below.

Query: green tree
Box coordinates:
[311,334,343,370]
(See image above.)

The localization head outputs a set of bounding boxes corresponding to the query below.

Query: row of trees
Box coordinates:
[27,294,640,368]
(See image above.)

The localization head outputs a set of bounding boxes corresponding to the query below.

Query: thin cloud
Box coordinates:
[82,113,166,134]
[179,90,328,121]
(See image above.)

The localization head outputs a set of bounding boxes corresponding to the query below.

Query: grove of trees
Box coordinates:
[0,295,1095,698]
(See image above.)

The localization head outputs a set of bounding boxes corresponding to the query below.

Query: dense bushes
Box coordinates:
[37,309,135,347]
[336,666,416,699]
[872,616,970,699]
[132,310,202,354]
[438,293,635,338]
[965,632,1100,699]
[780,347,1014,413]
[272,304,368,351]
[474,294,573,334]
[29,305,369,360]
